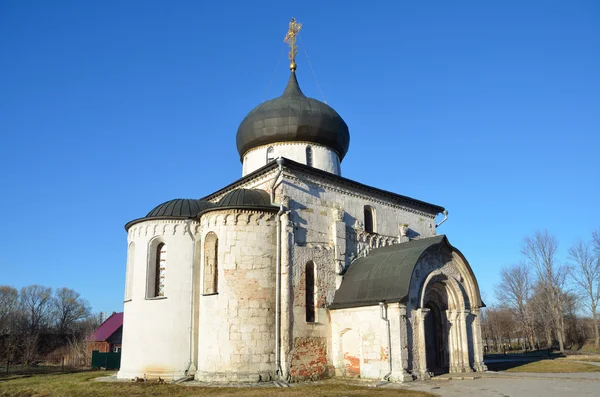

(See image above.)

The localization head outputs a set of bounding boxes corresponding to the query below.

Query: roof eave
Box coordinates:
[124,215,191,231]
[196,205,279,219]
[328,297,405,311]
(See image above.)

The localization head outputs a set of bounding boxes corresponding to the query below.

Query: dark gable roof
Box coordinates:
[201,158,445,215]
[329,235,445,310]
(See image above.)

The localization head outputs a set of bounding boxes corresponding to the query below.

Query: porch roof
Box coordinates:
[329,235,446,310]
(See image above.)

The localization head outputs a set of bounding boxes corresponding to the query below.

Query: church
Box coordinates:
[117,19,486,383]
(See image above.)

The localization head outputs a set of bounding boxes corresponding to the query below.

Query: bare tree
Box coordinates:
[19,285,53,333]
[52,288,92,334]
[568,239,600,348]
[0,286,19,332]
[521,230,567,352]
[484,306,517,352]
[495,262,535,347]
[529,282,555,348]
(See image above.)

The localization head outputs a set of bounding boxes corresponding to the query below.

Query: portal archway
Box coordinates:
[418,273,472,376]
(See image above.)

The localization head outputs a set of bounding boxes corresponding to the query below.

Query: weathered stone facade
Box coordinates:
[118,161,485,382]
[118,60,485,382]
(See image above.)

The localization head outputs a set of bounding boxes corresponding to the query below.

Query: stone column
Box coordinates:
[447,310,461,373]
[416,308,431,380]
[332,206,346,289]
[471,309,488,372]
[280,203,293,380]
[458,309,473,372]
[388,304,412,382]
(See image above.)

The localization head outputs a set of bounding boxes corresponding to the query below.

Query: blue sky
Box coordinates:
[1,0,598,313]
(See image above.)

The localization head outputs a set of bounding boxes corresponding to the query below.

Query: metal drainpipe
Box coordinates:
[435,209,449,228]
[270,158,285,379]
[185,219,196,375]
[379,302,392,381]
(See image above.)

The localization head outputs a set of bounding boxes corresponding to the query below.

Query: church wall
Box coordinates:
[118,219,198,381]
[329,306,391,379]
[280,170,438,381]
[285,246,335,381]
[283,170,437,250]
[195,210,278,382]
[242,142,341,176]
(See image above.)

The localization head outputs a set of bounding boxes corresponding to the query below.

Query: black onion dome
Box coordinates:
[146,199,214,218]
[217,189,277,211]
[236,71,350,160]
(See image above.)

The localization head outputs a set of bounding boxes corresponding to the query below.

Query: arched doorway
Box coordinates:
[423,282,450,374]
[341,329,360,377]
[420,274,471,375]
[424,301,445,373]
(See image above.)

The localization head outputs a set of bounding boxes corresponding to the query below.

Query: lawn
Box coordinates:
[562,354,600,363]
[0,371,434,397]
[499,359,600,373]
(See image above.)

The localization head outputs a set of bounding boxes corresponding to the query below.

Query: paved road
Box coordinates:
[382,371,600,397]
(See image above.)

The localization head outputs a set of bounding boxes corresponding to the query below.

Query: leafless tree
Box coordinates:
[568,238,600,348]
[529,282,555,348]
[481,306,517,352]
[593,229,600,254]
[495,262,535,347]
[21,332,39,365]
[19,285,53,333]
[52,288,92,334]
[521,230,567,352]
[0,286,19,333]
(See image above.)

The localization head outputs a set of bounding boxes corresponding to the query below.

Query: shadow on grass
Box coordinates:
[484,352,564,372]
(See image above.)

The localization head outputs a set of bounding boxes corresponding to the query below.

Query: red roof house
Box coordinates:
[87,312,123,354]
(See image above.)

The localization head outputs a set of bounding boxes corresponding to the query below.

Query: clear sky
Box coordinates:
[1,0,598,314]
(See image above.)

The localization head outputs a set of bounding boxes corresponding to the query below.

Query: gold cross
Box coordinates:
[284,18,302,71]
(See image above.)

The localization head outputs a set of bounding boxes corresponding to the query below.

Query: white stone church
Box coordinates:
[117,25,486,382]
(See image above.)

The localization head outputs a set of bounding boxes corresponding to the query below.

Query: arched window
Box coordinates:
[124,242,135,300]
[203,232,218,294]
[266,146,275,164]
[305,261,316,322]
[306,146,313,167]
[364,205,375,233]
[155,243,166,297]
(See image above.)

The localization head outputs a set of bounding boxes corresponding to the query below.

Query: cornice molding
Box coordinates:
[128,219,201,241]
[284,170,437,219]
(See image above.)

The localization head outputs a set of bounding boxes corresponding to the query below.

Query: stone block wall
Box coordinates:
[330,306,391,379]
[279,167,440,381]
[195,209,278,382]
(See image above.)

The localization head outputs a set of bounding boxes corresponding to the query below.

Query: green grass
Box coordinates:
[0,371,434,397]
[501,359,600,373]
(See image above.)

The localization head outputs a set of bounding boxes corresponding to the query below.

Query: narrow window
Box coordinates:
[203,232,218,294]
[305,261,316,322]
[306,146,313,167]
[155,243,166,297]
[124,242,135,300]
[364,206,375,233]
[266,146,275,164]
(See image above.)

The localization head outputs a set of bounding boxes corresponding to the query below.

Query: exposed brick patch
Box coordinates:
[289,337,329,382]
[343,352,360,377]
